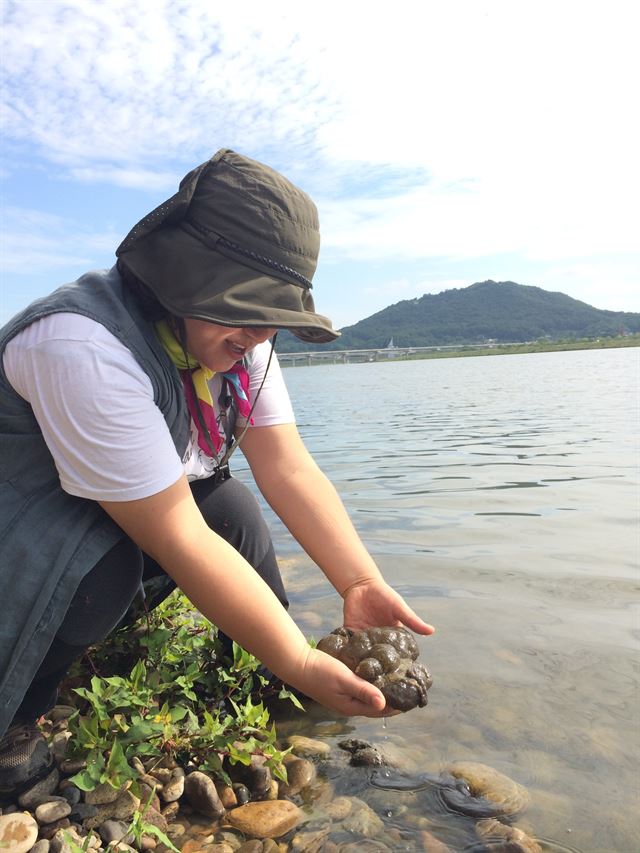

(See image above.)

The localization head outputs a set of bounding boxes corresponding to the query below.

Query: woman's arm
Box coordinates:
[99,476,388,716]
[239,424,434,635]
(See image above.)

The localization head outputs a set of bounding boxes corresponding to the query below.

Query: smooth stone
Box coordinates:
[444,762,530,816]
[286,736,331,757]
[35,801,72,825]
[476,818,542,853]
[149,768,172,785]
[31,841,51,853]
[225,800,303,839]
[84,783,121,806]
[17,768,60,809]
[140,837,157,851]
[323,796,353,820]
[160,768,185,803]
[98,819,134,845]
[215,784,237,810]
[180,841,205,853]
[279,756,316,798]
[60,786,82,807]
[291,828,329,851]
[232,784,250,806]
[420,830,453,853]
[59,759,87,774]
[0,813,39,853]
[135,806,167,834]
[184,771,225,819]
[165,823,185,838]
[51,732,72,762]
[68,803,98,822]
[341,799,385,838]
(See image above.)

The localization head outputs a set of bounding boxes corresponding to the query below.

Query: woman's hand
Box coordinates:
[342,577,435,636]
[292,645,399,718]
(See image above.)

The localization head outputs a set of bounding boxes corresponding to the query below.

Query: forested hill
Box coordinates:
[277,280,640,352]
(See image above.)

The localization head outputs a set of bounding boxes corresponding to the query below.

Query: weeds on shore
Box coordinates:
[63,591,301,791]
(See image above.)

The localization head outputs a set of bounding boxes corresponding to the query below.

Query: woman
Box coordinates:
[0,149,433,793]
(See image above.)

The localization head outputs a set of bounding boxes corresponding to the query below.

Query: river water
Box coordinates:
[235,347,639,853]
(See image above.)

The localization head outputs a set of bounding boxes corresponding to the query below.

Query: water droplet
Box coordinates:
[381,716,387,729]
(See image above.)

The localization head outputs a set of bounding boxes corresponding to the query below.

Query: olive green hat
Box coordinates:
[116,148,339,343]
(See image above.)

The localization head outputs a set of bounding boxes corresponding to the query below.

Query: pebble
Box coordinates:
[60,786,82,807]
[419,830,452,853]
[98,819,134,845]
[286,736,331,757]
[232,784,250,806]
[215,784,237,810]
[183,771,226,819]
[0,813,39,853]
[160,768,185,802]
[17,768,60,809]
[323,796,353,820]
[341,799,385,837]
[31,841,51,853]
[225,800,303,839]
[68,803,98,822]
[160,801,180,821]
[51,732,72,762]
[35,800,72,824]
[278,756,315,797]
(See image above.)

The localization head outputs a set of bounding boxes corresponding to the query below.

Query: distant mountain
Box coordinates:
[277,280,640,352]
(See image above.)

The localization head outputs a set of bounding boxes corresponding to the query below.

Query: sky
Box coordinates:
[1,0,638,331]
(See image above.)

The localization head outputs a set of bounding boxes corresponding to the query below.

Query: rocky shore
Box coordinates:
[0,706,542,853]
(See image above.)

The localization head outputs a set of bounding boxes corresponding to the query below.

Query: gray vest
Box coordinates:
[0,267,190,734]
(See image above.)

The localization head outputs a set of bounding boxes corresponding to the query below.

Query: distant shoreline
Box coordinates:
[280,335,640,366]
[401,335,640,361]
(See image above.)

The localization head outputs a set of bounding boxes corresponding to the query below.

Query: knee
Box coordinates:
[57,539,143,647]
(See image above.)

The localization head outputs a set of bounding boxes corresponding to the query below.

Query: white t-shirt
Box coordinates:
[3,313,294,501]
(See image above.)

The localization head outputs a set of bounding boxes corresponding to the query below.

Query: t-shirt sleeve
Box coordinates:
[3,314,184,501]
[238,340,295,428]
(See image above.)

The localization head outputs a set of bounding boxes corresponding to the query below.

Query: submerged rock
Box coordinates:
[441,762,530,817]
[225,800,303,838]
[316,626,432,711]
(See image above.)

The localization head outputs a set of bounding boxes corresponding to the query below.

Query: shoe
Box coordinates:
[0,722,54,796]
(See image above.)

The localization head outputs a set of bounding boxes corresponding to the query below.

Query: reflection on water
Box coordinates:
[236,348,639,852]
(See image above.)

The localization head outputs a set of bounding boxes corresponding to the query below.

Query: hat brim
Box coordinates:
[118,223,339,344]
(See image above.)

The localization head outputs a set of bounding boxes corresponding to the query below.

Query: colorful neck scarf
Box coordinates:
[155,320,253,458]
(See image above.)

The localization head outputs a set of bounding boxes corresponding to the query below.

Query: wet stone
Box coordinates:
[286,736,331,758]
[215,784,237,810]
[279,756,315,798]
[225,800,303,839]
[0,813,39,853]
[232,784,250,806]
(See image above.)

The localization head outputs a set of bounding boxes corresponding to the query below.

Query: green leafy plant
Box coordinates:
[64,590,301,791]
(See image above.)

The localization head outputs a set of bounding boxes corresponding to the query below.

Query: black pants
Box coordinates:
[15,476,287,722]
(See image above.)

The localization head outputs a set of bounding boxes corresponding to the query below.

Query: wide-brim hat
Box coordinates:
[116,149,339,343]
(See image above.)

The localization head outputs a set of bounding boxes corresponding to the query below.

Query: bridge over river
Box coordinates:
[277,342,524,366]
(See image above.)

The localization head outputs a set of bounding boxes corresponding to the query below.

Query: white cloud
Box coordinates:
[0,206,119,274]
[1,0,638,315]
